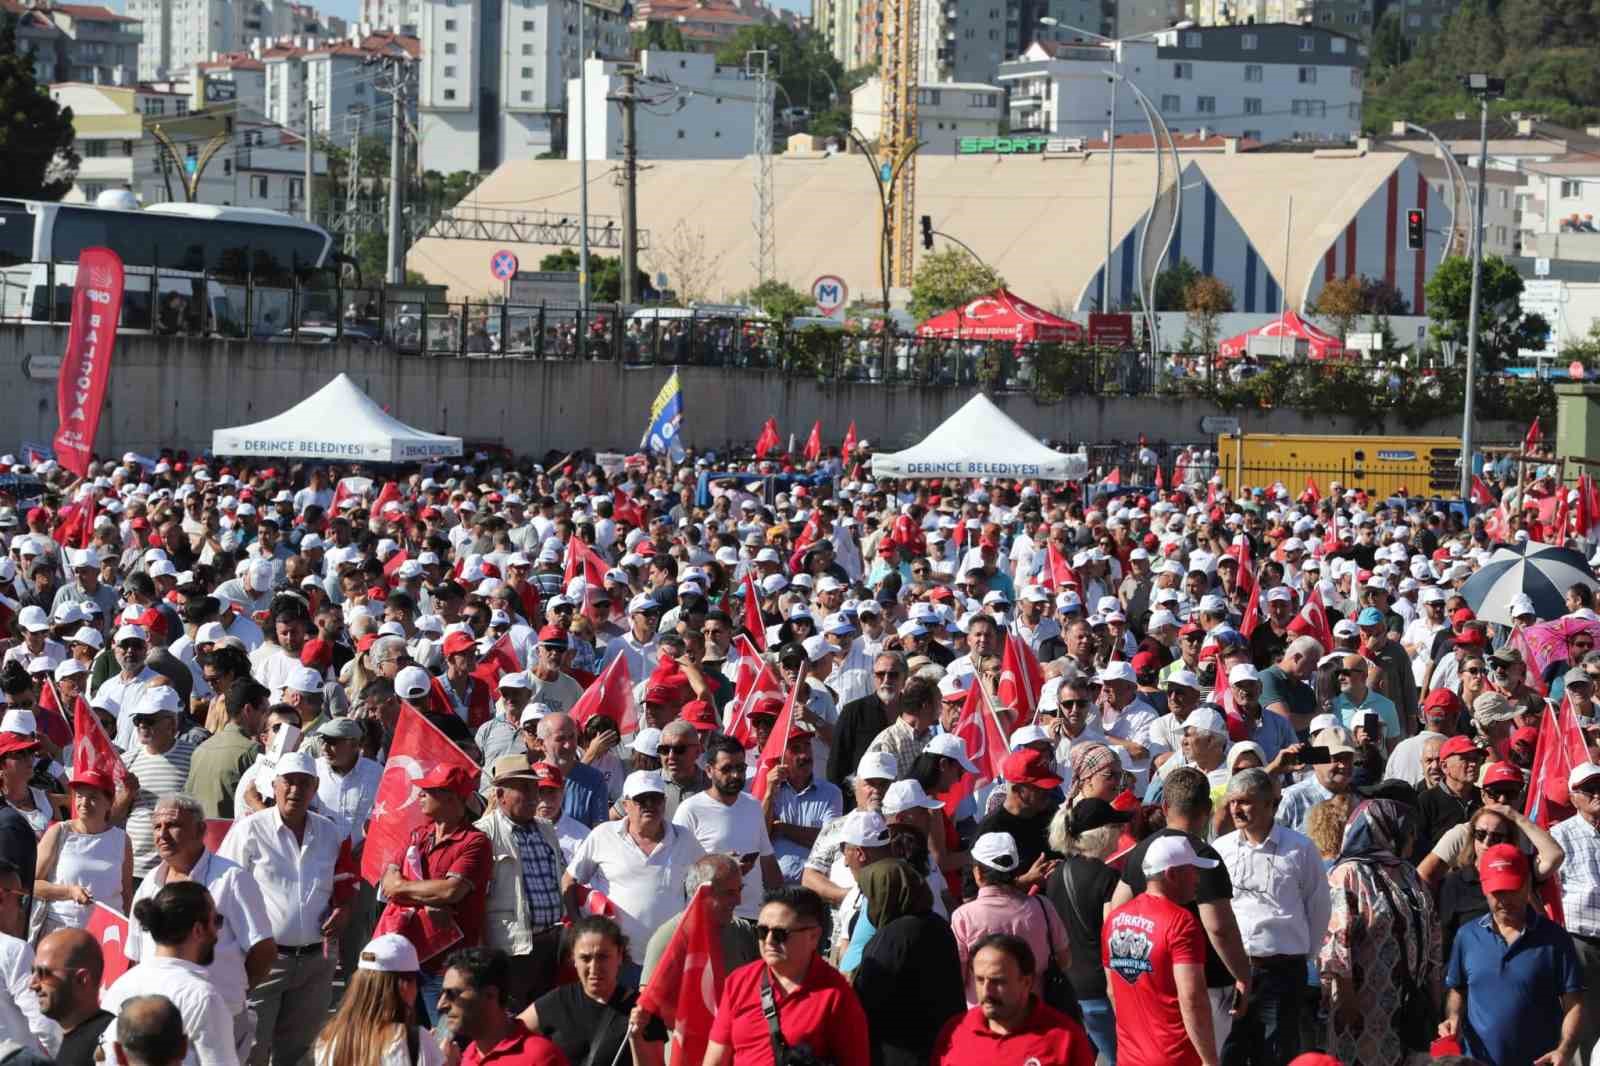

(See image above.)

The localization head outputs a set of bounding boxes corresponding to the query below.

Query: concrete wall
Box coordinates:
[0,325,1523,460]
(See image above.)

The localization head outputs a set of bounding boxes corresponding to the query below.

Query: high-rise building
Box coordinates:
[567,51,757,159]
[124,0,344,80]
[262,32,417,143]
[13,4,142,87]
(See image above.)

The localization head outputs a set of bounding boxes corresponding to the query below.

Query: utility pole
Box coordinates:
[376,53,416,286]
[613,66,639,304]
[1460,73,1503,500]
[577,0,590,314]
[303,99,319,222]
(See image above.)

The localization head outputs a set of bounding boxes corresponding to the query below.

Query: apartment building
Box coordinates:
[194,52,267,113]
[124,0,344,80]
[999,24,1364,146]
[262,32,417,142]
[7,2,141,87]
[567,51,758,160]
[851,77,1004,152]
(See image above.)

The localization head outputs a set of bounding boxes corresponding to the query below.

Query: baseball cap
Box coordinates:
[357,934,420,974]
[1422,689,1462,719]
[1482,762,1523,788]
[1009,725,1051,751]
[1001,747,1062,790]
[1439,735,1483,761]
[626,727,662,759]
[1356,607,1385,627]
[394,666,432,702]
[841,809,891,848]
[924,732,979,773]
[1141,835,1220,877]
[134,687,182,718]
[856,751,898,783]
[882,779,944,815]
[973,832,1021,871]
[1312,727,1357,757]
[1181,707,1228,737]
[1096,661,1137,685]
[68,769,114,794]
[1069,797,1132,834]
[274,752,318,779]
[16,606,48,633]
[286,666,324,694]
[415,765,477,797]
[1228,663,1261,686]
[1477,843,1530,893]
[1570,763,1600,792]
[441,631,477,658]
[1566,667,1593,689]
[623,770,668,799]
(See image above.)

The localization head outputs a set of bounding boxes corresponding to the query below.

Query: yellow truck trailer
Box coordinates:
[1214,433,1462,498]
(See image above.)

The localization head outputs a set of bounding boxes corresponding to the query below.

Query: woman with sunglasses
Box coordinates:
[704,886,870,1066]
[314,934,444,1066]
[1418,798,1564,958]
[521,916,667,1066]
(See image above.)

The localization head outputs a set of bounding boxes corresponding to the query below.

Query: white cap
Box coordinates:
[924,732,978,773]
[856,751,898,782]
[496,672,531,692]
[195,621,228,645]
[1167,669,1203,691]
[1181,707,1228,737]
[286,667,324,694]
[274,752,317,779]
[896,620,927,640]
[53,659,87,682]
[882,779,944,815]
[623,770,668,798]
[627,727,663,759]
[1096,662,1137,685]
[1570,763,1600,791]
[1509,593,1537,618]
[114,624,148,645]
[1228,663,1261,686]
[1308,712,1340,735]
[394,666,432,702]
[518,702,553,726]
[0,709,36,735]
[16,606,48,633]
[1141,835,1220,877]
[70,626,103,649]
[134,687,182,716]
[840,809,891,847]
[801,635,833,663]
[357,933,420,973]
[1265,586,1293,604]
[1009,725,1051,750]
[972,831,1021,872]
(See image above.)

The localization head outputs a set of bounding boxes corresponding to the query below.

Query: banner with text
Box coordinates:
[51,247,124,476]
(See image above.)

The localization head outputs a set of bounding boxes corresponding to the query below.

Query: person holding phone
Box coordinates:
[1274,728,1356,835]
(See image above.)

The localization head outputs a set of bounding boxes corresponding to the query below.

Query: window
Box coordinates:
[251,175,268,197]
[443,17,456,28]
[1330,35,1346,51]
[1298,33,1315,50]
[1244,97,1262,114]
[1242,128,1260,140]
[676,130,684,138]
[1240,31,1257,48]
[1196,95,1215,112]
[522,18,533,27]
[444,88,456,100]
[223,159,231,174]
[520,90,531,101]
[354,82,366,96]
[175,99,188,114]
[1350,69,1361,86]
[521,66,532,76]
[1172,61,1192,78]
[1160,93,1180,112]
[1348,101,1359,118]
[1291,99,1327,117]
[444,41,456,52]
[1407,13,1421,26]
[1562,179,1581,198]
[522,43,533,53]
[444,65,456,76]
[1244,63,1262,81]
[1183,30,1200,45]
[1298,66,1316,83]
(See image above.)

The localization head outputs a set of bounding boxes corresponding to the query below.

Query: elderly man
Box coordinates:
[652,719,709,820]
[474,754,567,1010]
[640,853,760,982]
[802,753,897,915]
[1414,735,1485,861]
[1275,728,1356,834]
[524,626,583,716]
[102,624,162,750]
[1259,637,1322,737]
[1094,661,1158,791]
[563,770,706,977]
[313,717,381,976]
[1213,769,1330,1066]
[1329,652,1401,752]
[126,794,275,1059]
[830,652,908,793]
[536,712,609,827]
[762,722,843,885]
[1226,665,1297,766]
[864,675,940,781]
[113,688,201,882]
[1386,689,1463,784]
[1151,707,1231,799]
[473,674,535,782]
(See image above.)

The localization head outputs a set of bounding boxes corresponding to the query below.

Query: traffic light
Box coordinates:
[920,214,934,250]
[1406,209,1425,250]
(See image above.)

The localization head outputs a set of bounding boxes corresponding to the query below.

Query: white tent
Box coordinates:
[212,374,463,463]
[870,393,1088,481]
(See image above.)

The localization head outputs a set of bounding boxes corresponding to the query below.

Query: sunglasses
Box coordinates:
[1462,667,1485,676]
[1059,698,1090,709]
[755,923,818,946]
[657,744,693,755]
[873,670,903,679]
[1472,829,1513,845]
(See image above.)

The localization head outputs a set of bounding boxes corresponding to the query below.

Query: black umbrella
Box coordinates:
[1458,541,1598,625]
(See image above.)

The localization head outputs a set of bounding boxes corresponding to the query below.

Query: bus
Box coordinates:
[1214,433,1463,498]
[0,191,336,334]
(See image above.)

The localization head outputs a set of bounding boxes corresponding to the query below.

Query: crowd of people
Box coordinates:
[0,439,1593,1066]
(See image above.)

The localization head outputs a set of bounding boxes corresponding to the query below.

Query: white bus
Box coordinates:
[0,191,336,333]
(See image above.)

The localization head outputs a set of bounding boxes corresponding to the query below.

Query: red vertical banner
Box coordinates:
[52,248,124,476]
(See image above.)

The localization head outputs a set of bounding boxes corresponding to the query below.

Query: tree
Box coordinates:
[537,248,650,303]
[1370,10,1411,70]
[908,248,1004,322]
[739,279,812,322]
[633,21,687,51]
[1313,275,1366,344]
[715,23,846,117]
[1151,259,1202,312]
[1183,275,1234,354]
[644,220,725,305]
[1424,254,1549,370]
[0,17,77,199]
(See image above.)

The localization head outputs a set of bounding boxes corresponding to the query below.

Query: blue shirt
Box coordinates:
[1244,708,1298,764]
[1446,909,1582,1066]
[1275,775,1333,834]
[1331,691,1401,740]
[561,761,612,828]
[771,776,844,883]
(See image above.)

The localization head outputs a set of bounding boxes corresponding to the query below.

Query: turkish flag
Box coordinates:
[1526,700,1592,829]
[52,497,95,549]
[1470,476,1496,508]
[73,695,128,790]
[1235,538,1261,638]
[788,511,822,574]
[86,903,132,989]
[803,421,822,462]
[1043,542,1080,594]
[1525,416,1542,456]
[1104,467,1121,487]
[1305,475,1321,503]
[332,477,373,514]
[471,634,523,701]
[841,421,857,458]
[755,418,780,459]
[1154,464,1165,491]
[1287,585,1335,653]
[750,665,807,803]
[998,632,1044,721]
[614,489,646,530]
[940,679,1008,813]
[740,570,768,652]
[373,480,403,516]
[563,537,609,588]
[382,549,410,585]
[360,704,479,884]
[727,636,782,748]
[567,653,639,735]
[637,884,727,1066]
[34,681,78,748]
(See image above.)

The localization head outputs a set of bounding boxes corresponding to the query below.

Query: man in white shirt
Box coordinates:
[0,862,53,1054]
[99,880,240,1066]
[217,753,355,1066]
[126,794,275,1060]
[1095,661,1159,791]
[101,625,161,750]
[672,735,779,920]
[597,596,661,682]
[1,607,65,673]
[1212,768,1331,1066]
[562,770,706,973]
[312,718,382,982]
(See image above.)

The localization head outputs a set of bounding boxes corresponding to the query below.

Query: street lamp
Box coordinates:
[1039,18,1193,312]
[1459,73,1505,500]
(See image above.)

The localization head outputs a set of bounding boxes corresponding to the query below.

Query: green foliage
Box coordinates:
[739,279,813,322]
[714,23,846,116]
[1424,254,1548,371]
[0,16,78,199]
[1369,10,1411,71]
[908,248,1005,321]
[634,21,687,51]
[1151,259,1201,312]
[537,247,649,303]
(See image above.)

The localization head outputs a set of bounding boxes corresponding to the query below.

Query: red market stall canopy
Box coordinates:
[1217,311,1349,361]
[916,289,1085,343]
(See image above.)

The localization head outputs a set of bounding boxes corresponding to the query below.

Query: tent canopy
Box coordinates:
[870,394,1089,481]
[1217,311,1347,361]
[916,289,1084,343]
[212,374,463,462]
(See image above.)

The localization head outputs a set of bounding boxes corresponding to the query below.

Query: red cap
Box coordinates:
[134,608,167,640]
[1477,842,1530,893]
[644,682,680,705]
[1001,748,1063,790]
[366,586,388,602]
[356,633,380,654]
[415,764,478,797]
[1455,627,1487,648]
[1288,1055,1344,1066]
[0,734,39,758]
[1482,762,1524,788]
[531,761,564,788]
[24,506,47,526]
[749,694,784,719]
[300,638,334,671]
[1130,651,1159,673]
[1180,621,1205,637]
[680,700,719,731]
[69,769,114,795]
[1422,689,1463,718]
[1452,607,1477,625]
[979,536,999,550]
[441,631,477,658]
[1440,735,1483,761]
[537,624,568,646]
[1510,725,1539,751]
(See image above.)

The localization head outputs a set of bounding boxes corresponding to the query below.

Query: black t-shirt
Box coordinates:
[1414,784,1481,862]
[1438,866,1487,962]
[422,710,475,752]
[852,912,967,1066]
[1046,855,1120,999]
[1117,828,1234,988]
[975,801,1060,878]
[56,1010,115,1066]
[534,985,666,1066]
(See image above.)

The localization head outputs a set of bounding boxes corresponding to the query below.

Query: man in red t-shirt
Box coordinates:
[440,947,567,1066]
[932,933,1098,1066]
[1103,835,1220,1066]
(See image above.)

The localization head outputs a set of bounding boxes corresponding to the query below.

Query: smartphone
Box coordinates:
[740,852,760,865]
[1297,746,1333,766]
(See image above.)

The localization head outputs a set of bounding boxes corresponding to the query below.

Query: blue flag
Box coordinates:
[641,370,686,462]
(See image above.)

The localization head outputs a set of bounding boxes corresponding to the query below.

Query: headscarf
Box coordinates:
[856,858,932,928]
[1067,742,1116,800]
[1333,797,1412,867]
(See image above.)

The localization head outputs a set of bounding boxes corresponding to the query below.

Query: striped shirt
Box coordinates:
[121,739,198,876]
[1550,814,1600,938]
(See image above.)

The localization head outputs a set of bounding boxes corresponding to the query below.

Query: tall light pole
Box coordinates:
[1459,73,1503,500]
[577,0,590,316]
[1041,19,1192,312]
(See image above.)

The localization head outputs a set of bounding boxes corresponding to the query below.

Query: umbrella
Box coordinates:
[1459,542,1599,626]
[1510,616,1600,690]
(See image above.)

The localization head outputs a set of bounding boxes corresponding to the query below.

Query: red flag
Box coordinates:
[727,637,782,748]
[750,664,808,803]
[1154,464,1165,491]
[941,679,1009,813]
[567,652,639,735]
[1526,700,1591,828]
[332,477,373,514]
[361,704,480,884]
[471,634,523,701]
[52,497,95,549]
[754,418,780,459]
[35,680,80,748]
[1552,494,1572,545]
[999,632,1044,721]
[1577,476,1592,539]
[52,248,123,476]
[563,537,609,588]
[841,421,858,459]
[73,694,128,790]
[803,421,822,462]
[86,903,132,989]
[740,570,768,652]
[1043,542,1080,594]
[1234,538,1260,638]
[613,489,646,529]
[382,549,410,585]
[203,819,232,853]
[373,480,403,516]
[1104,467,1121,486]
[788,511,822,574]
[1525,416,1542,456]
[1206,481,1217,507]
[1470,476,1496,508]
[1305,475,1321,503]
[637,885,727,1066]
[1286,585,1335,653]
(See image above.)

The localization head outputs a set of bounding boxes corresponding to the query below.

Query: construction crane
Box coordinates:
[877,0,921,287]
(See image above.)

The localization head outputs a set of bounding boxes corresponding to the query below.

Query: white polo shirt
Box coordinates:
[217,807,353,948]
[672,790,775,919]
[565,820,706,963]
[100,955,240,1066]
[126,849,275,1016]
